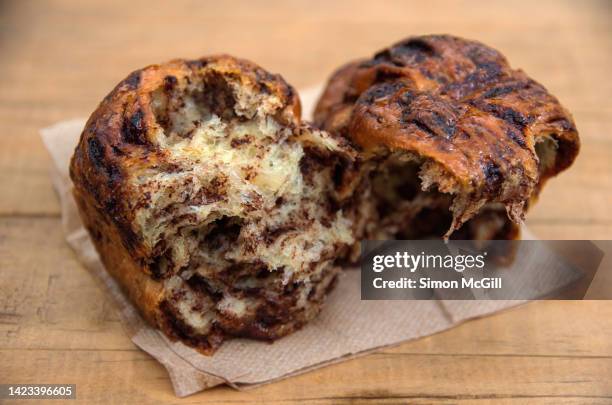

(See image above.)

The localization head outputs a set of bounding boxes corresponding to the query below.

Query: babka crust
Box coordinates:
[315,35,580,235]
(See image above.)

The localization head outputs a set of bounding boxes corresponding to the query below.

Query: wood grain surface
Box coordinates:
[1,0,611,403]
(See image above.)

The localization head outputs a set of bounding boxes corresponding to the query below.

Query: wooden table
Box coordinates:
[1,1,611,403]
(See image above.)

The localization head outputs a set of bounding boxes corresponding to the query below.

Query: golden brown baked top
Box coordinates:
[314,34,580,233]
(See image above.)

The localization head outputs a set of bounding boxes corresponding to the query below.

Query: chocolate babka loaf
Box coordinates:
[314,34,580,241]
[71,36,580,353]
[70,55,358,353]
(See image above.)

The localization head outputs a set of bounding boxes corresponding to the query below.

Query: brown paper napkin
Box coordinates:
[40,86,524,397]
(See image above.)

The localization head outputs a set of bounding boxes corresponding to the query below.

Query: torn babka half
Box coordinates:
[70,55,358,353]
[314,34,580,242]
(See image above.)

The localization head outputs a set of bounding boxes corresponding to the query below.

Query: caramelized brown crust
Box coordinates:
[315,35,580,234]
